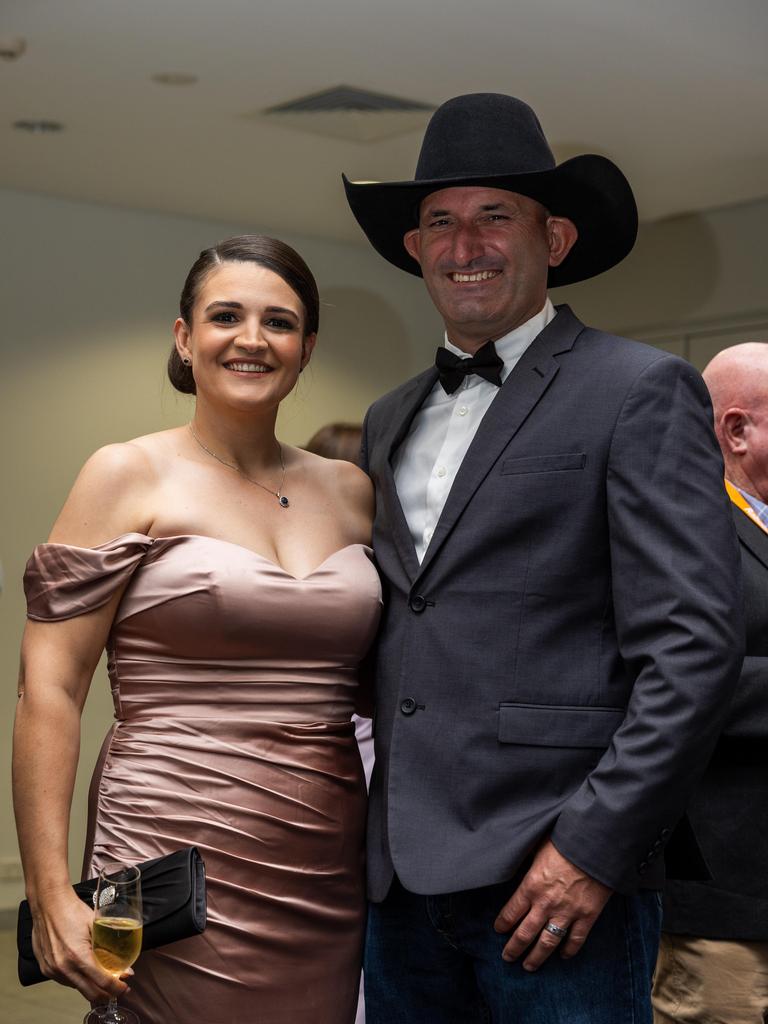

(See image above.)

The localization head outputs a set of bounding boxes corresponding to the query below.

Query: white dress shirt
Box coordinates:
[393,299,556,562]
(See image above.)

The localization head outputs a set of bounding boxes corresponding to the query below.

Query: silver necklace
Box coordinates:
[188,424,290,508]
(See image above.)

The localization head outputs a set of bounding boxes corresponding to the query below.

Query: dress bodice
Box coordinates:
[25,533,382,723]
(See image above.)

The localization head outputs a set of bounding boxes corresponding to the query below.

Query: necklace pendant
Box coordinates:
[278,495,290,508]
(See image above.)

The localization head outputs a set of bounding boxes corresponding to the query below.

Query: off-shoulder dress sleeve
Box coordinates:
[24,533,154,622]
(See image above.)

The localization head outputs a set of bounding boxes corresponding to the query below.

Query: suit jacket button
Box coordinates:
[638,860,649,874]
[409,595,427,613]
[400,698,417,715]
[660,828,671,839]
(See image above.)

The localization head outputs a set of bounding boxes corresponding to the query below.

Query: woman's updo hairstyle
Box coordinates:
[168,234,320,395]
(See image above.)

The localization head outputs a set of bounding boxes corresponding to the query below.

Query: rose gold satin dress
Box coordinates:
[24,533,382,1024]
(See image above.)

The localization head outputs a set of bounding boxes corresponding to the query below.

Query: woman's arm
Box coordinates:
[14,612,128,1000]
[334,460,376,718]
[13,442,155,1000]
[333,458,375,544]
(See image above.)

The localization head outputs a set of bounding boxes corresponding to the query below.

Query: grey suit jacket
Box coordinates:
[361,305,744,901]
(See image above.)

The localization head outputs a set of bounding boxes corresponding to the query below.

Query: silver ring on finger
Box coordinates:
[544,921,568,939]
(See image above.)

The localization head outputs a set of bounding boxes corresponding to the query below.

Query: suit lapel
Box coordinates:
[376,367,439,580]
[733,504,768,572]
[416,306,585,581]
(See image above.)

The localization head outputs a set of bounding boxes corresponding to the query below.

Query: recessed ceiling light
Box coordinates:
[151,72,198,86]
[14,119,64,133]
[0,35,27,60]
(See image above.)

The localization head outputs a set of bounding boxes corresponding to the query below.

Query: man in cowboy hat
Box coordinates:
[345,93,743,1022]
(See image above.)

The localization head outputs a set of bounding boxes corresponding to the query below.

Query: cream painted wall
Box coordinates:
[551,197,768,366]
[2,187,768,912]
[0,187,440,909]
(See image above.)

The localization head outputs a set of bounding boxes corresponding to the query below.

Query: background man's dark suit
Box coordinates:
[653,340,768,1022]
[360,304,743,902]
[663,502,768,937]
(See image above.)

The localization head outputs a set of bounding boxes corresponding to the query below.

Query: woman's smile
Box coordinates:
[222,360,273,375]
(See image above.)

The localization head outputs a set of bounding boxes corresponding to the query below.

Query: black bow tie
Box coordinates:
[435,339,504,395]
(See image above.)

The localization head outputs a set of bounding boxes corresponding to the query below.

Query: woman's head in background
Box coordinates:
[305,423,363,466]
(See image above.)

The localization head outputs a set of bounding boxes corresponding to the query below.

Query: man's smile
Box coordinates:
[448,270,502,283]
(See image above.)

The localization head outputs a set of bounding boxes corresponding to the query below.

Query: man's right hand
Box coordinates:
[31,888,131,1002]
[493,839,612,971]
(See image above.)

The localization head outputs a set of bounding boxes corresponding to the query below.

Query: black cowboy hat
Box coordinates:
[343,93,637,287]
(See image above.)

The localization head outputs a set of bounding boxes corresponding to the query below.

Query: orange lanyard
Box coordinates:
[725,479,768,536]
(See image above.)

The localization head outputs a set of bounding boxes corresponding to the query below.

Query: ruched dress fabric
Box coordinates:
[24,533,382,1024]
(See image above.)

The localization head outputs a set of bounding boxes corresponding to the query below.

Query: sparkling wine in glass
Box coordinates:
[84,864,143,1024]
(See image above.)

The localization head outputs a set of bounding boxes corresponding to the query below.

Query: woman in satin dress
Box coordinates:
[13,235,381,1024]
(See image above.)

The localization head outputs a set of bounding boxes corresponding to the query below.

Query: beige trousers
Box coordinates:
[653,933,768,1024]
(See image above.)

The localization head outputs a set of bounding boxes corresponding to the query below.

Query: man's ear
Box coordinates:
[721,408,749,455]
[546,216,579,268]
[403,228,422,266]
[173,317,193,363]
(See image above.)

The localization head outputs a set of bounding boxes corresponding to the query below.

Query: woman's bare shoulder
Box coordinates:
[294,448,373,518]
[47,430,183,546]
[332,458,374,510]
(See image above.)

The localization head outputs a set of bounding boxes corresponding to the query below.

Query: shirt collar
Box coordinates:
[443,298,556,383]
[732,482,768,526]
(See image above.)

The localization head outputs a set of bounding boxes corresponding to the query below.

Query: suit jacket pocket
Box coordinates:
[498,703,625,747]
[499,452,586,475]
[499,452,589,475]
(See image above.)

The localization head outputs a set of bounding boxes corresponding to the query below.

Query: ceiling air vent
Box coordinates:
[258,85,435,143]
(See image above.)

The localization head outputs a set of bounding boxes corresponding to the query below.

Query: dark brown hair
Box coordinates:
[168,234,320,395]
[305,423,363,466]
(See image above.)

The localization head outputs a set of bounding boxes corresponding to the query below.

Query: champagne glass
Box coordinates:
[84,864,143,1024]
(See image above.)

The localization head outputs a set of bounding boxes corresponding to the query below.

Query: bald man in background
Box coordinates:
[654,342,768,1024]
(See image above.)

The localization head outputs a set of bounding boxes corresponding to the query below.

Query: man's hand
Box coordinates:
[31,888,131,1001]
[493,839,612,971]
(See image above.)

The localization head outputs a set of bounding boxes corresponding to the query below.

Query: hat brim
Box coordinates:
[343,155,637,287]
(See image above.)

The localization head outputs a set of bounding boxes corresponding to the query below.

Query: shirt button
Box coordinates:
[457,405,469,416]
[436,466,447,478]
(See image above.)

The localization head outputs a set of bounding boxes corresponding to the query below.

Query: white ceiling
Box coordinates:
[1,0,766,244]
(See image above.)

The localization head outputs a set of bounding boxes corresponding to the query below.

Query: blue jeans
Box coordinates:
[364,876,662,1024]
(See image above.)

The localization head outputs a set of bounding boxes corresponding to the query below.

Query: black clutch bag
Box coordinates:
[17,846,207,986]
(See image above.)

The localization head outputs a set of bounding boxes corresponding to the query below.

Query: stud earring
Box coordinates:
[182,356,192,366]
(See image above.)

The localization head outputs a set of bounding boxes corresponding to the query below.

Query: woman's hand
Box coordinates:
[31,888,130,1002]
